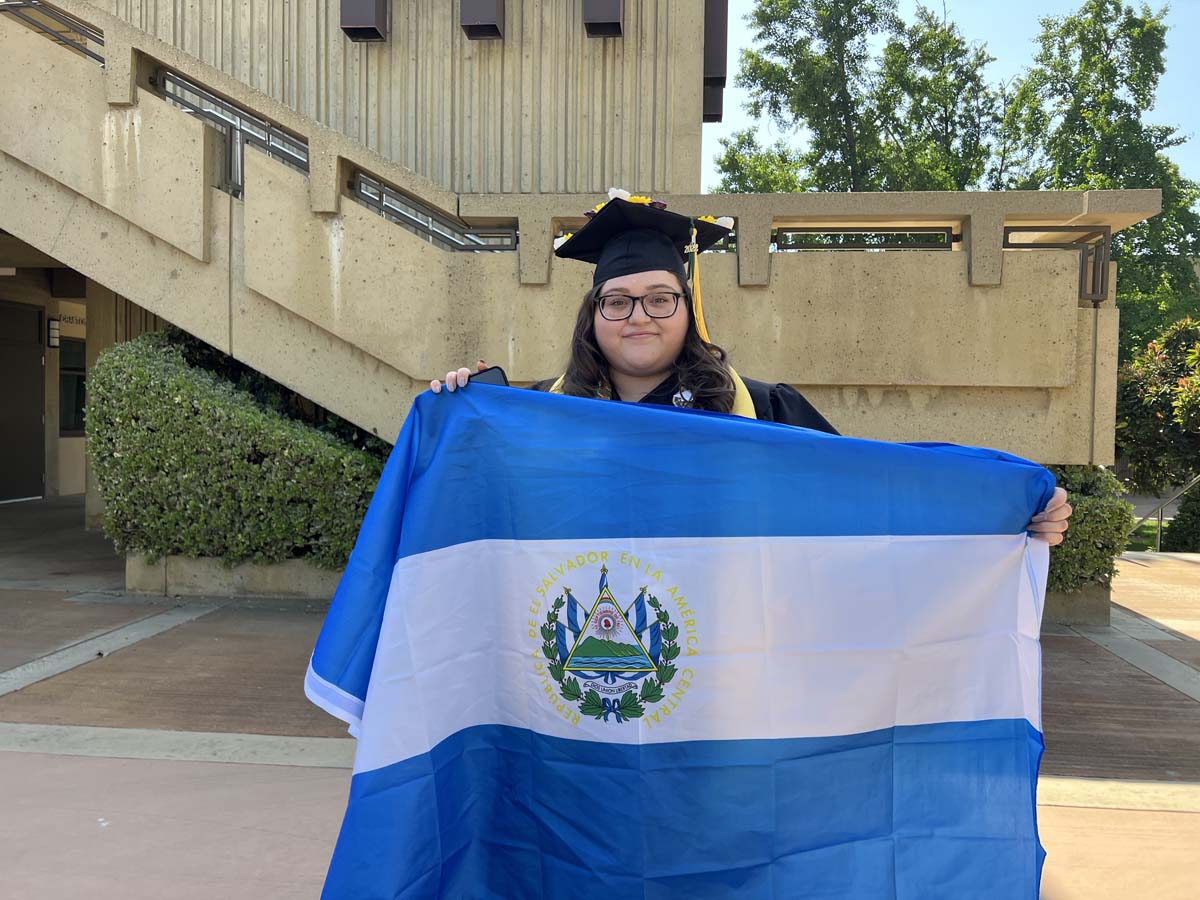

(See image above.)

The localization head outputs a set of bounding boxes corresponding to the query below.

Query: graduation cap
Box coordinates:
[554,192,733,344]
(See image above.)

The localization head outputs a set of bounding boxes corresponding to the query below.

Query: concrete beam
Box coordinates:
[103,37,137,107]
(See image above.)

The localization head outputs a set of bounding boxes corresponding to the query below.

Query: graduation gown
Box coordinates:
[529,374,838,434]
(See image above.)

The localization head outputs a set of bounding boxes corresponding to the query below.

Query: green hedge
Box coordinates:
[1045,465,1135,594]
[1161,490,1200,552]
[87,334,1143,581]
[86,332,384,569]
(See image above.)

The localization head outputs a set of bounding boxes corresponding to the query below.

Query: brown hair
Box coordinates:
[559,280,736,413]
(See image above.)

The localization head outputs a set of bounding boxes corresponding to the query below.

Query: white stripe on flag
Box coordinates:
[354,534,1047,775]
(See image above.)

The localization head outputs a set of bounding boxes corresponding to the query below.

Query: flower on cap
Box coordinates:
[697,215,735,229]
[586,188,669,218]
[552,232,574,250]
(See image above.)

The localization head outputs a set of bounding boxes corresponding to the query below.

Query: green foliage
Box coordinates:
[1007,0,1200,360]
[726,1,996,193]
[560,677,582,702]
[639,678,664,704]
[1116,318,1200,493]
[713,129,806,193]
[579,689,606,720]
[1161,490,1200,552]
[1126,517,1167,552]
[85,332,384,569]
[735,0,901,192]
[164,326,391,460]
[1046,466,1135,593]
[875,7,996,191]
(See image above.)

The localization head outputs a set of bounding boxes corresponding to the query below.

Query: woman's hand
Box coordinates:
[1028,487,1072,546]
[430,360,489,394]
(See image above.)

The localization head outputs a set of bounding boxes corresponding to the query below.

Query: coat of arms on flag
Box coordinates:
[306,385,1053,899]
[538,565,688,725]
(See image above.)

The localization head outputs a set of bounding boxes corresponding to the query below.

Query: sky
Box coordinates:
[700,0,1200,192]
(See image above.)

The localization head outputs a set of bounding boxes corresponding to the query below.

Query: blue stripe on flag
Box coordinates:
[567,590,580,636]
[554,622,568,663]
[630,589,647,633]
[397,387,1054,558]
[320,719,1044,900]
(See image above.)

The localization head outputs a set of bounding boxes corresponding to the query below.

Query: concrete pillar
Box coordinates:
[42,296,61,497]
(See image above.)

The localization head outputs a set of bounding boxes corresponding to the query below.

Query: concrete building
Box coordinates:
[0,1,1161,513]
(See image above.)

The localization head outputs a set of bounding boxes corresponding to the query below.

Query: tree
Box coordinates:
[987,77,1051,190]
[998,0,1200,359]
[733,0,902,192]
[1117,316,1200,550]
[713,129,806,194]
[722,1,999,194]
[1115,317,1200,493]
[875,6,997,191]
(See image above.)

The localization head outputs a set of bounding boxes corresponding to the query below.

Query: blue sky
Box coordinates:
[701,0,1200,192]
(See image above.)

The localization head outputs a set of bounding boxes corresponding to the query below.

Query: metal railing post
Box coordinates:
[1129,471,1200,547]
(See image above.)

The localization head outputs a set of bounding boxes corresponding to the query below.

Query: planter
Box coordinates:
[1044,583,1110,626]
[126,554,342,599]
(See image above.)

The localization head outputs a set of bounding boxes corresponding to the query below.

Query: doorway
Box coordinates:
[0,300,45,502]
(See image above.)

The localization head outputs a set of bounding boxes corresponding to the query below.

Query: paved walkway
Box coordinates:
[1,497,1198,898]
[1127,493,1184,521]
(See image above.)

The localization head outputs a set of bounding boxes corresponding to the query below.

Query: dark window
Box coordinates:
[59,338,86,436]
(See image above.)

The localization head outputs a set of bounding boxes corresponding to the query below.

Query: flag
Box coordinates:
[306,385,1053,899]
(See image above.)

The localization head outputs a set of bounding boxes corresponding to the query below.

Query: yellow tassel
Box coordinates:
[689,224,712,344]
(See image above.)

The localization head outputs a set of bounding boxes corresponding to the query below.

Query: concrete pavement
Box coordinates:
[1,497,1198,898]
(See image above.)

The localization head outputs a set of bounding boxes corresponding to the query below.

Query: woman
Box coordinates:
[432,193,1072,543]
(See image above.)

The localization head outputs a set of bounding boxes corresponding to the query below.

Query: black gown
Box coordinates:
[529,373,838,434]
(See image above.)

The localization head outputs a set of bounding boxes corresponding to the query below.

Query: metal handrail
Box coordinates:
[1003,225,1111,306]
[0,0,104,63]
[1129,472,1200,552]
[352,172,517,252]
[153,68,310,197]
[773,227,959,251]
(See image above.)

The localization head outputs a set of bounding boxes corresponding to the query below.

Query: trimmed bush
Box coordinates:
[86,332,384,569]
[1161,490,1200,552]
[1045,465,1135,594]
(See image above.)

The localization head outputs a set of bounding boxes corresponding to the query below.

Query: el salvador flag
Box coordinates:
[306,385,1053,900]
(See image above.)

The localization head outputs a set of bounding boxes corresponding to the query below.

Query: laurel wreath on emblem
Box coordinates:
[541,591,681,723]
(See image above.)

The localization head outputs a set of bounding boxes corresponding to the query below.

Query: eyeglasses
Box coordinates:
[596,292,682,321]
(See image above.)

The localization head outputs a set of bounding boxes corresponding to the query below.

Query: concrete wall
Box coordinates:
[0,19,214,261]
[97,0,704,194]
[58,439,87,495]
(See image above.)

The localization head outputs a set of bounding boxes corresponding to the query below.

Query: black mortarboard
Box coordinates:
[554,198,732,287]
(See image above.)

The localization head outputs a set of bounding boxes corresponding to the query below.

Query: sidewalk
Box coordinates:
[1,498,1198,898]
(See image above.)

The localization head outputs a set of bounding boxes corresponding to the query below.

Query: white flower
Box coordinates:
[553,234,570,250]
[715,216,734,229]
[607,187,632,202]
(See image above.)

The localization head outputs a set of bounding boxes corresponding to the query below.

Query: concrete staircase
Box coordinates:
[0,1,1161,459]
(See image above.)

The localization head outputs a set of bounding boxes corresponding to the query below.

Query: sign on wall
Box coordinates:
[58,301,86,339]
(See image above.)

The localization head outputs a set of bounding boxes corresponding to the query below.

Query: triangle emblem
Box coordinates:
[564,581,656,673]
